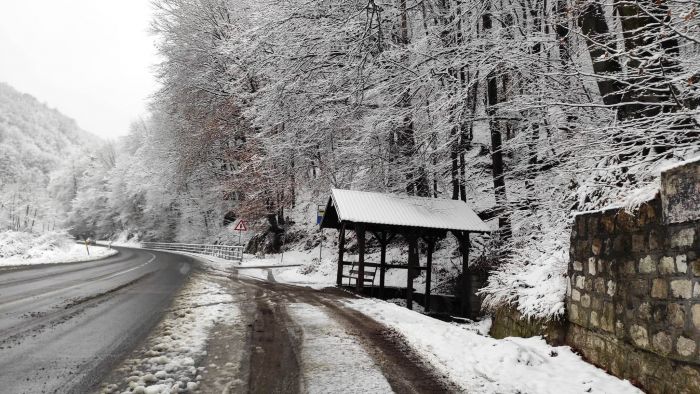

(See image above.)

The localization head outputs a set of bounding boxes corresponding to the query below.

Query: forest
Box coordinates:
[4,0,699,319]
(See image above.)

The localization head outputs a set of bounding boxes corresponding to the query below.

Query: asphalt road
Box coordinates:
[0,246,194,394]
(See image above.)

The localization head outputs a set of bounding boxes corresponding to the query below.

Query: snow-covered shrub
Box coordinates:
[0,230,73,259]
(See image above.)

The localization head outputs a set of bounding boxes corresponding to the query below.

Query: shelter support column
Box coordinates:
[454,231,471,317]
[336,224,346,286]
[406,234,418,310]
[356,224,366,291]
[379,232,387,300]
[424,238,435,313]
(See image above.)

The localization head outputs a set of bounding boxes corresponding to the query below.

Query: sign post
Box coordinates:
[234,220,248,246]
[317,204,326,262]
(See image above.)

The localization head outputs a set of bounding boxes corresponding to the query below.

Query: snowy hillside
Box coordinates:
[0,82,98,231]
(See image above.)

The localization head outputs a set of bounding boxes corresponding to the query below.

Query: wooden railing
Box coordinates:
[141,242,244,262]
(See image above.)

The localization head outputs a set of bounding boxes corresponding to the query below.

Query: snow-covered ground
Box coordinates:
[287,303,394,392]
[346,298,641,394]
[102,276,238,393]
[0,230,117,267]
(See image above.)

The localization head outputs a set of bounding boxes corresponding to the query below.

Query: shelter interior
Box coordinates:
[320,189,490,316]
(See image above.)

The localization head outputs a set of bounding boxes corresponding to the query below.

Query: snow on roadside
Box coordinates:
[0,230,117,267]
[345,298,642,394]
[101,276,238,394]
[287,303,394,393]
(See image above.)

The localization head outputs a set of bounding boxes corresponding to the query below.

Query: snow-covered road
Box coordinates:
[0,247,193,393]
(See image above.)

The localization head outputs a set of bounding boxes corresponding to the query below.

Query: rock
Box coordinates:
[639,255,656,274]
[676,336,697,357]
[693,304,700,330]
[671,228,695,248]
[670,280,692,299]
[676,254,688,273]
[659,256,675,274]
[629,325,649,348]
[573,260,583,271]
[651,279,668,299]
[668,304,685,328]
[652,331,672,355]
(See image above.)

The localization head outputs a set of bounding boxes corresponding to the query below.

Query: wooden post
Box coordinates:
[379,232,387,300]
[455,231,471,317]
[336,224,346,286]
[425,238,434,313]
[406,234,418,310]
[356,224,366,291]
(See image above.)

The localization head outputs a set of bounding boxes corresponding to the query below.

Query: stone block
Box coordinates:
[572,289,581,302]
[632,233,645,252]
[661,161,700,224]
[615,320,625,339]
[587,216,600,235]
[623,260,636,275]
[659,256,675,274]
[590,311,599,327]
[639,255,656,274]
[671,280,693,299]
[597,259,605,274]
[588,257,597,276]
[695,282,700,298]
[569,303,579,322]
[668,303,686,328]
[594,278,606,294]
[648,230,661,250]
[616,212,637,232]
[676,254,688,273]
[694,259,700,277]
[573,260,583,271]
[581,293,591,308]
[632,279,649,297]
[607,280,616,297]
[591,238,602,256]
[671,227,695,248]
[575,275,585,289]
[602,303,615,332]
[651,279,668,298]
[653,304,668,323]
[591,297,602,311]
[652,331,672,355]
[639,302,652,321]
[630,324,649,347]
[693,304,700,330]
[676,336,697,357]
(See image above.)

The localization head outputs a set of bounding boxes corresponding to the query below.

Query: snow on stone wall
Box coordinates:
[566,159,700,394]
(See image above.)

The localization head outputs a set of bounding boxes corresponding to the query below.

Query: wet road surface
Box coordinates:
[0,247,194,393]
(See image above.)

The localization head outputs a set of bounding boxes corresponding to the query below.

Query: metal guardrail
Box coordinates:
[141,242,244,262]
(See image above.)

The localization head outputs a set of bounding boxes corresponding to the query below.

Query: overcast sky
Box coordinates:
[0,1,160,139]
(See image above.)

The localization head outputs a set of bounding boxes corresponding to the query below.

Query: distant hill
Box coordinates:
[0,82,97,184]
[0,82,99,230]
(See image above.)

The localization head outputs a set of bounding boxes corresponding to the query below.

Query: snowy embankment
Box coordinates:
[0,230,116,267]
[347,298,641,394]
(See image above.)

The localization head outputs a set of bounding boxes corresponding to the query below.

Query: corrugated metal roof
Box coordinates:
[330,189,491,233]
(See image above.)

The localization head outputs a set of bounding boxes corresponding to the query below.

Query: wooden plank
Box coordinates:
[356,224,366,291]
[425,238,434,313]
[379,234,387,300]
[336,224,346,286]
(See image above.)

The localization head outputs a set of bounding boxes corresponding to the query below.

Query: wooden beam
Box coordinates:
[406,234,418,310]
[453,231,471,317]
[379,232,387,300]
[356,223,366,291]
[336,223,346,286]
[425,238,434,313]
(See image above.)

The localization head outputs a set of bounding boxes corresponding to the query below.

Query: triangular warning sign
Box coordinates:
[234,220,248,231]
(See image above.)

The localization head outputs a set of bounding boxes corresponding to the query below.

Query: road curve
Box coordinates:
[0,246,195,394]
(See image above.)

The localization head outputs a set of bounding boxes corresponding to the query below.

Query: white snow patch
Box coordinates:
[287,303,394,393]
[0,230,117,267]
[346,298,642,394]
[105,277,238,393]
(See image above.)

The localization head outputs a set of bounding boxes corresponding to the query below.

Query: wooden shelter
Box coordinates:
[320,189,490,315]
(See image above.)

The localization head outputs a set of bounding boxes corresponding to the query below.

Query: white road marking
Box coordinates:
[0,253,157,309]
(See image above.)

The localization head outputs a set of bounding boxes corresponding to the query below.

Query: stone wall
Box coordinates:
[489,306,567,345]
[567,158,700,393]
